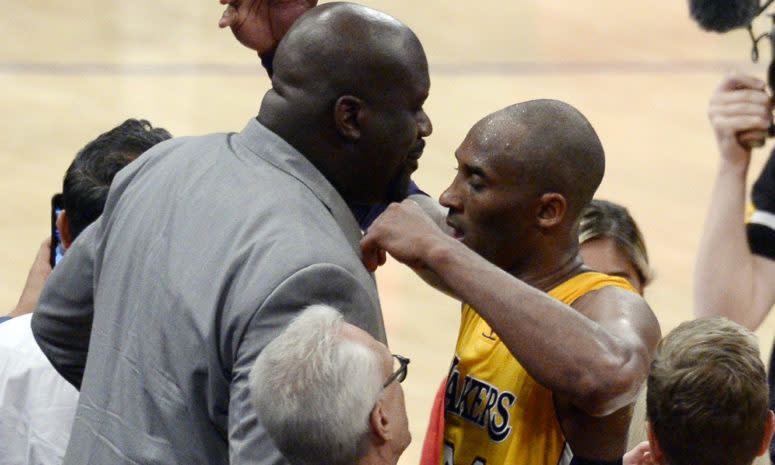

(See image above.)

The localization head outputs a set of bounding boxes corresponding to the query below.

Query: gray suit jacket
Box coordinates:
[32,118,385,465]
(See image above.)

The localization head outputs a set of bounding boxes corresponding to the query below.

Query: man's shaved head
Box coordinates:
[440,99,604,272]
[272,2,426,105]
[480,99,605,218]
[258,2,432,206]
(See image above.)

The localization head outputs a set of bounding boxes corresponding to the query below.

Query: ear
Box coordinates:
[369,398,391,444]
[334,95,365,141]
[536,192,566,229]
[757,410,775,457]
[56,210,73,249]
[645,421,665,465]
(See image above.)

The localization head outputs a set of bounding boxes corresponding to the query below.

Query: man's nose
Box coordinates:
[417,110,432,137]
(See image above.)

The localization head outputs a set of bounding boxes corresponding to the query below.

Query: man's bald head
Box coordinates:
[439,99,603,272]
[272,2,426,104]
[258,2,432,206]
[481,99,605,218]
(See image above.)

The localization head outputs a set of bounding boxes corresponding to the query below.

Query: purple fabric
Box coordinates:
[352,181,425,230]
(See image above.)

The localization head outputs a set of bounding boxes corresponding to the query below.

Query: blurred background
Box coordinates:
[1,1,773,464]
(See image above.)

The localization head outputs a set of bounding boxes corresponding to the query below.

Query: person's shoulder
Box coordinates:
[111,132,233,184]
[570,275,654,321]
[258,212,361,265]
[590,283,648,305]
[141,132,234,162]
[0,314,35,349]
[0,314,69,371]
[553,271,637,303]
[236,207,369,298]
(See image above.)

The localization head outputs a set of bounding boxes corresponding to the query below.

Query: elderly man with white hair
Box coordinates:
[249,305,411,465]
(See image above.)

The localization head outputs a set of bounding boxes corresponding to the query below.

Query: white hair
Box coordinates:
[249,305,384,465]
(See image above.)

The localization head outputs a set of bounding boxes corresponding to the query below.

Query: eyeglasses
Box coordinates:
[383,354,410,388]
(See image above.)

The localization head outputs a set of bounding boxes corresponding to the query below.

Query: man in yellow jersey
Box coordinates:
[361,99,661,465]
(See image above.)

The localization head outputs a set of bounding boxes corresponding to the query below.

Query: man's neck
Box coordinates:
[259,49,275,77]
[509,252,586,293]
[356,444,398,465]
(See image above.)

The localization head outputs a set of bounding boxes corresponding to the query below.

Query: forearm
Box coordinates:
[8,238,52,318]
[693,160,762,327]
[11,288,44,318]
[426,238,649,415]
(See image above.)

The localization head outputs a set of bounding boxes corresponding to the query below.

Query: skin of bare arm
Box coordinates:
[8,238,52,318]
[404,194,459,298]
[364,100,661,460]
[694,72,775,329]
[361,200,660,420]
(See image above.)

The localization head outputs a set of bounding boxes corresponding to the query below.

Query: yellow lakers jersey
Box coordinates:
[442,272,635,465]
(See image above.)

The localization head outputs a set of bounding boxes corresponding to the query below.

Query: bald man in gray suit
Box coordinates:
[31,3,432,465]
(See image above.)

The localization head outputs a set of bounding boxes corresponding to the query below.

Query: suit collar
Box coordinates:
[233,118,364,254]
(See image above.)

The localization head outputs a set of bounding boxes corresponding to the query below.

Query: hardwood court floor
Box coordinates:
[1,2,773,464]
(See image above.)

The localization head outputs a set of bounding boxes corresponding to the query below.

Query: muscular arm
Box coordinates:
[694,72,775,329]
[362,200,660,417]
[405,193,459,298]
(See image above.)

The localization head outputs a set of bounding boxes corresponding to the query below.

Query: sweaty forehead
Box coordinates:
[459,117,531,172]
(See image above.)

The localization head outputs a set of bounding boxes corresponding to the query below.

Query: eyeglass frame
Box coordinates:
[383,354,410,388]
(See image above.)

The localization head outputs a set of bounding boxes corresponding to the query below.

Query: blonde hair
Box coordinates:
[579,199,653,287]
[647,318,768,465]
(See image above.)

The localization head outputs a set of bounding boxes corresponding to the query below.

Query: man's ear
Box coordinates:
[536,192,566,229]
[757,410,775,457]
[646,421,665,464]
[56,210,73,249]
[369,398,390,444]
[334,95,365,141]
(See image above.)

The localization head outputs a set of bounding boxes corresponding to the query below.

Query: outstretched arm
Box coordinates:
[694,72,775,329]
[362,200,660,416]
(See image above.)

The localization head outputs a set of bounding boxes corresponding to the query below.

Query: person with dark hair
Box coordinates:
[362,100,660,465]
[60,119,172,241]
[31,4,432,465]
[7,118,171,319]
[579,199,653,295]
[0,119,171,465]
[624,318,775,465]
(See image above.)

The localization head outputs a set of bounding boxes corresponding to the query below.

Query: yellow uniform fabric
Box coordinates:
[442,272,634,465]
